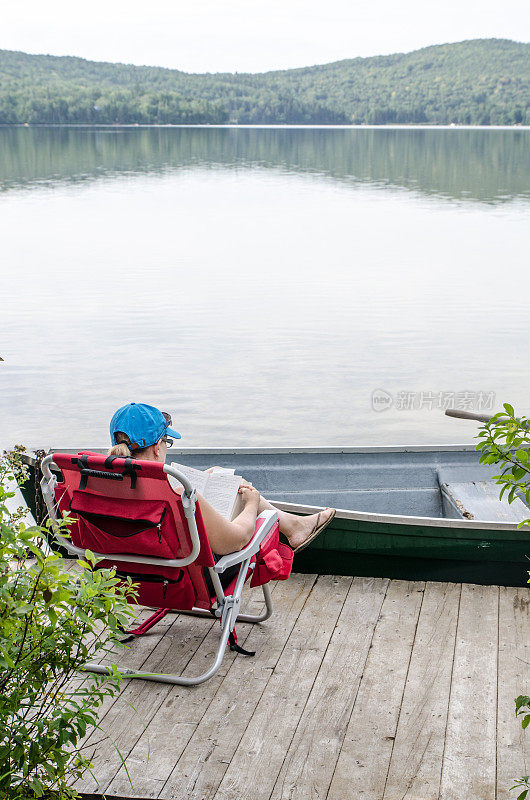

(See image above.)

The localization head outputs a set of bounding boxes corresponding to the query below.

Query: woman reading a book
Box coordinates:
[108,402,336,556]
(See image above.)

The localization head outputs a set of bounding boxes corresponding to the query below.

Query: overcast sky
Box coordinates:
[2,0,529,74]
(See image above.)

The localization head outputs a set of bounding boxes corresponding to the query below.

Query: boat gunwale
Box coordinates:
[273,501,528,533]
[29,443,481,455]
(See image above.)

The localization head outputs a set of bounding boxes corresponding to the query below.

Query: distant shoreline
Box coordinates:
[2,123,529,131]
[4,41,527,127]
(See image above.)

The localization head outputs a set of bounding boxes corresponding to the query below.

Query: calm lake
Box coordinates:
[1,125,529,449]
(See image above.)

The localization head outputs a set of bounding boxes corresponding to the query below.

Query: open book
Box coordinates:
[167,462,247,520]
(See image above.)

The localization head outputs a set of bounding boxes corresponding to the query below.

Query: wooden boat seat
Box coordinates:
[437,467,530,523]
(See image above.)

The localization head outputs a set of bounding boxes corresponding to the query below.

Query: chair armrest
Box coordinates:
[213,509,279,573]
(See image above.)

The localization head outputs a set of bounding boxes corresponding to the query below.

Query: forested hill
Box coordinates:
[0,39,528,125]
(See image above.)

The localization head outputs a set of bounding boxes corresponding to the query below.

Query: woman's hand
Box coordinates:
[238,485,260,507]
[205,466,222,474]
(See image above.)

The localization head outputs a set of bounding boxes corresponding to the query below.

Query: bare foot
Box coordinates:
[286,508,335,550]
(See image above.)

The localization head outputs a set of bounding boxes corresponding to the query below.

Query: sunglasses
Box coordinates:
[160,411,174,447]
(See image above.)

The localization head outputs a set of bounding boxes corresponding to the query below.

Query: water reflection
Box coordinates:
[0,126,529,203]
[1,127,529,449]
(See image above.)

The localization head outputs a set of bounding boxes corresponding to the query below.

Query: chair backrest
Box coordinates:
[51,451,216,610]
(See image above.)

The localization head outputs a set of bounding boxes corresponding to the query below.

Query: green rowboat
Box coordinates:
[22,444,530,587]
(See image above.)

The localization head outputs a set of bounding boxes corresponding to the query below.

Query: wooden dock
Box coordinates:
[74,574,530,800]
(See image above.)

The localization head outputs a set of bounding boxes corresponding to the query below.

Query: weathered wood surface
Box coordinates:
[212,574,352,800]
[382,582,461,800]
[497,586,530,799]
[71,576,530,800]
[327,580,425,800]
[269,576,388,800]
[440,583,499,800]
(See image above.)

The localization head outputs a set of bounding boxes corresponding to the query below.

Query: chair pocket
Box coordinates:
[69,491,174,558]
[250,522,293,588]
[116,569,196,610]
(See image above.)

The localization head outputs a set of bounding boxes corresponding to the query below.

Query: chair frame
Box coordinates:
[40,454,277,685]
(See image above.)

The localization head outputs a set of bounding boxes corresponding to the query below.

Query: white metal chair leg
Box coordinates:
[80,567,271,686]
[81,609,233,686]
[179,583,274,624]
[237,583,273,622]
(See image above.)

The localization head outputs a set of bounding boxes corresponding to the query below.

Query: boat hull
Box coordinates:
[292,512,530,586]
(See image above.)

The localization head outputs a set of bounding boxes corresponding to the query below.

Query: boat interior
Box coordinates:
[163,447,530,524]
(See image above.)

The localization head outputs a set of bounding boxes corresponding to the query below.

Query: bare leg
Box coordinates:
[257,495,334,550]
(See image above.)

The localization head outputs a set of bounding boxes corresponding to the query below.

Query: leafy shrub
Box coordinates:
[0,447,136,799]
[476,403,530,524]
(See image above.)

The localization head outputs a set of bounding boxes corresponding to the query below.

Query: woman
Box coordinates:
[108,402,336,556]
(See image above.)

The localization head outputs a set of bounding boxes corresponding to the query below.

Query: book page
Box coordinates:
[169,461,245,520]
[168,461,209,496]
[203,472,243,520]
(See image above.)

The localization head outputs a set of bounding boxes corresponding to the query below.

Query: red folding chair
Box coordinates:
[40,451,293,685]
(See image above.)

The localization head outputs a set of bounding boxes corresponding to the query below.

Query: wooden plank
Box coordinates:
[106,575,314,798]
[327,580,425,800]
[497,586,530,800]
[268,577,389,800]
[382,582,461,800]
[440,583,499,800]
[201,575,352,800]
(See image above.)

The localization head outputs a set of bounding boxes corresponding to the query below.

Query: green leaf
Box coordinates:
[515,696,530,713]
[504,403,515,416]
[14,603,34,615]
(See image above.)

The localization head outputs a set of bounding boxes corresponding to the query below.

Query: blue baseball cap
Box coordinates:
[110,403,181,450]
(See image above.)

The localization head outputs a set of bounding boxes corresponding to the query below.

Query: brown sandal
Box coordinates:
[293,508,336,554]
